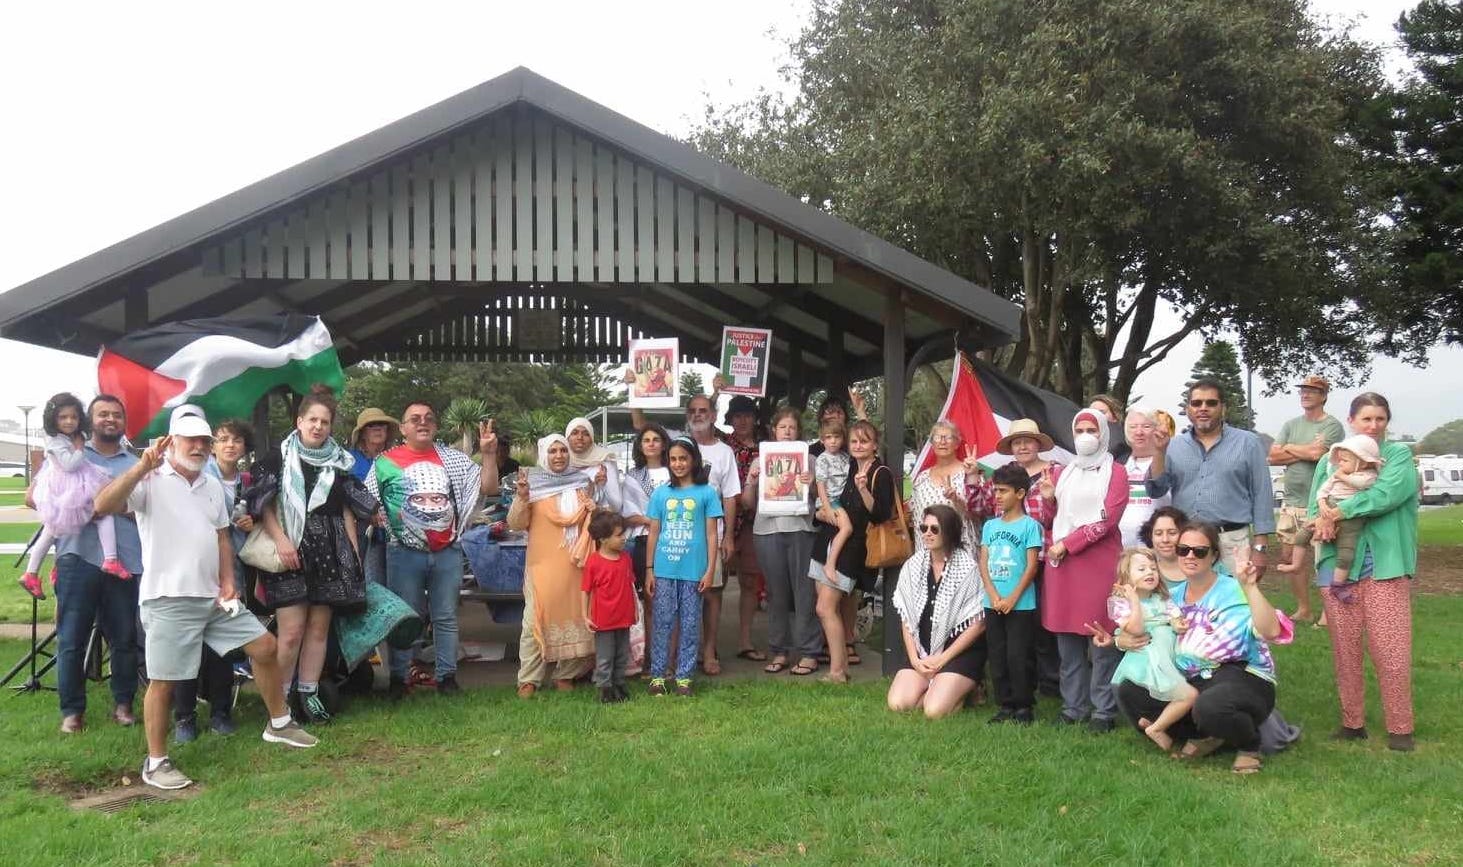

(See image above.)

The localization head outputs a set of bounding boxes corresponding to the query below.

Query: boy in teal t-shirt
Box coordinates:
[980,463,1045,724]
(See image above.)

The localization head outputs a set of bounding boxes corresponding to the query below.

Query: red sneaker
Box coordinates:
[18,573,45,600]
[100,558,133,580]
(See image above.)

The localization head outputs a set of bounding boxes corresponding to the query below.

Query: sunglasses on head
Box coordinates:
[1188,399,1221,408]
[919,524,941,535]
[1175,544,1212,559]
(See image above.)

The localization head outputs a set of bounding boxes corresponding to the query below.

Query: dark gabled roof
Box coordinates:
[0,66,1018,349]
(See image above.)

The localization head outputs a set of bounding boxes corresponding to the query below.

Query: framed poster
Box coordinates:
[757,441,810,516]
[719,326,773,397]
[627,337,680,408]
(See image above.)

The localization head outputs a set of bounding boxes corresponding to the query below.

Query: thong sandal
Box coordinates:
[763,658,789,674]
[1174,737,1226,761]
[790,658,819,676]
[846,644,862,666]
[1231,751,1263,775]
[737,648,768,662]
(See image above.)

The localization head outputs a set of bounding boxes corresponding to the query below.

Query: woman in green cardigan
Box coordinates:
[1308,392,1419,751]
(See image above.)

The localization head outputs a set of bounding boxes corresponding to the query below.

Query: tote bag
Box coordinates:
[864,466,913,568]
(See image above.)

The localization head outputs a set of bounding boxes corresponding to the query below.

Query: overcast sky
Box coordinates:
[2,0,1452,439]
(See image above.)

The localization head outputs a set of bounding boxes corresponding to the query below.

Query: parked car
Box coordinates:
[0,461,27,479]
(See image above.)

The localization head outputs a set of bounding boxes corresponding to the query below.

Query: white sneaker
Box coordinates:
[141,758,193,790]
[262,719,319,748]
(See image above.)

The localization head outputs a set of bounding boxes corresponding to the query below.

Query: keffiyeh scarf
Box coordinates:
[279,431,355,545]
[893,546,986,658]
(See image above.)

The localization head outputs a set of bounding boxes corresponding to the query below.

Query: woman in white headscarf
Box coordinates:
[1040,408,1129,731]
[565,417,623,512]
[507,434,597,696]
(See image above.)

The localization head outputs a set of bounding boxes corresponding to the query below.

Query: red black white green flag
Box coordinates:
[96,314,344,441]
[913,352,1078,474]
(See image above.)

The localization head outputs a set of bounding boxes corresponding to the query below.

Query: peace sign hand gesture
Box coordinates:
[1038,466,1056,500]
[139,436,172,473]
[960,444,981,475]
[514,468,530,500]
[478,419,499,455]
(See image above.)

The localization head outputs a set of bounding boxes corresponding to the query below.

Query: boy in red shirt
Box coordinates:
[581,510,637,703]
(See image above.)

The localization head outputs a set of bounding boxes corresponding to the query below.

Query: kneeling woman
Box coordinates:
[1114,522,1285,773]
[887,504,988,719]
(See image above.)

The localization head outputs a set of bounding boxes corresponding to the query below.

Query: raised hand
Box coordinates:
[961,444,981,475]
[139,435,172,473]
[849,389,868,419]
[479,419,498,455]
[514,468,530,500]
[622,366,637,386]
[1153,425,1171,452]
[1038,466,1056,500]
[711,373,728,393]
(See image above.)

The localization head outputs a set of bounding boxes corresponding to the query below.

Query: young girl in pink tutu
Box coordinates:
[18,393,130,599]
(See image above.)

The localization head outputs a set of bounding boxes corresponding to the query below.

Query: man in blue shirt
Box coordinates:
[1146,379,1274,577]
[51,395,144,733]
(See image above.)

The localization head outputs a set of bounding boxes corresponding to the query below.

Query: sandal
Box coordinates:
[763,658,789,674]
[1173,737,1226,761]
[736,648,768,662]
[820,673,850,684]
[846,644,862,666]
[1231,751,1263,775]
[790,658,819,676]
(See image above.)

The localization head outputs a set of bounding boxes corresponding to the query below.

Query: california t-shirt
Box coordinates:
[647,483,723,581]
[979,514,1044,610]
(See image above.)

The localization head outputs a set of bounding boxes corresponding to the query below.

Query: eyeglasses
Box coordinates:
[1187,399,1220,409]
[405,415,437,425]
[1175,545,1212,559]
[930,434,957,443]
[919,524,941,535]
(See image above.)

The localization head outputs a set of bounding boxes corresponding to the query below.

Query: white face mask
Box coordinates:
[1074,433,1101,456]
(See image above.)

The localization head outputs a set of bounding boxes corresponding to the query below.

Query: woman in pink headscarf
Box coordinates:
[1040,408,1129,731]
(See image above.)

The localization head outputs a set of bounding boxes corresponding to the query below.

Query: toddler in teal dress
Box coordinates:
[1109,548,1198,752]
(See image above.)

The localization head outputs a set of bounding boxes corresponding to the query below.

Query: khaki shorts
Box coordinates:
[1275,506,1308,547]
[141,597,267,681]
[1217,527,1251,576]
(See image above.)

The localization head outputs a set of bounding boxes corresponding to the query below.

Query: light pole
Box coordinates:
[17,405,34,487]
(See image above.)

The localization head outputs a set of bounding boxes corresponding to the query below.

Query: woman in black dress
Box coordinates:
[887,504,988,718]
[809,419,894,680]
[253,386,366,724]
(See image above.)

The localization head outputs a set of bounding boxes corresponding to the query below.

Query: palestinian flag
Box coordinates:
[913,352,1079,474]
[97,314,344,440]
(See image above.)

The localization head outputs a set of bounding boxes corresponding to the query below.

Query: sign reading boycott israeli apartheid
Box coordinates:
[719,326,772,398]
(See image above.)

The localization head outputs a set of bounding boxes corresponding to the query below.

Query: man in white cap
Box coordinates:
[94,404,317,791]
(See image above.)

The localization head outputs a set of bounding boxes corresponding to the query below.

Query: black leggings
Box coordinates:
[1116,662,1275,752]
[174,645,236,722]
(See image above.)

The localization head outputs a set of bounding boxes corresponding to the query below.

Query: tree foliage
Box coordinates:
[1418,418,1463,456]
[691,0,1396,403]
[679,369,706,406]
[1379,0,1463,347]
[1185,340,1253,429]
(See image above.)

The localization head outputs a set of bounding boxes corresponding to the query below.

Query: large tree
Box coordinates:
[1417,418,1463,455]
[692,0,1395,403]
[1186,340,1254,429]
[1381,0,1463,347]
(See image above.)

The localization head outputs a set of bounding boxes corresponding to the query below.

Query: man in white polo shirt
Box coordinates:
[95,404,317,791]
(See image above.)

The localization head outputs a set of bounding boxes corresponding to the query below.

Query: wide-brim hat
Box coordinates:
[1331,434,1384,467]
[351,408,400,445]
[996,418,1054,455]
[725,395,758,417]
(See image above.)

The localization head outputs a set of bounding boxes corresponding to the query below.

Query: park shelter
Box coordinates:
[0,66,1018,468]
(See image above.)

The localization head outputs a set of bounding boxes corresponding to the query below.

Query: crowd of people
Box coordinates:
[15,369,1420,789]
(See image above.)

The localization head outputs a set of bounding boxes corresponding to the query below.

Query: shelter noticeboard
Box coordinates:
[627,337,680,408]
[719,326,772,397]
[757,441,809,516]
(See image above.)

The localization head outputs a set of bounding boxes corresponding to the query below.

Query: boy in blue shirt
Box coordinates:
[980,463,1045,725]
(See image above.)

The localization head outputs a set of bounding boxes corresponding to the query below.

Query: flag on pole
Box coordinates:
[913,352,1079,475]
[97,314,345,441]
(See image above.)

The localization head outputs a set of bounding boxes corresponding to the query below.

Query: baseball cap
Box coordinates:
[167,404,213,438]
[1295,375,1330,392]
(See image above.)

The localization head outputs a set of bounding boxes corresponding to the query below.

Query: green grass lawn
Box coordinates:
[0,591,1459,866]
[1419,505,1463,546]
[0,477,26,491]
[0,522,40,544]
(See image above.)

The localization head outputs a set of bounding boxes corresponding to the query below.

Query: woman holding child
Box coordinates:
[1307,392,1419,751]
[1113,521,1285,773]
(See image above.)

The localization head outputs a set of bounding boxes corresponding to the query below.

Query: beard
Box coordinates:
[94,428,123,444]
[170,449,207,472]
[687,418,712,436]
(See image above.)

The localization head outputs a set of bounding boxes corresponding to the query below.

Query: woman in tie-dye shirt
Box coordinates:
[1113,521,1286,774]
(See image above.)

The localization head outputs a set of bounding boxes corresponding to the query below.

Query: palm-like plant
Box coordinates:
[513,409,562,445]
[442,397,489,452]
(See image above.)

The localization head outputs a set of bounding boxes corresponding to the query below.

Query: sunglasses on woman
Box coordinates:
[919,524,941,535]
[1175,544,1212,558]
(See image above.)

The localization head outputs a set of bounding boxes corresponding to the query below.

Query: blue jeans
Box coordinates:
[1316,551,1374,588]
[386,544,462,679]
[54,554,140,718]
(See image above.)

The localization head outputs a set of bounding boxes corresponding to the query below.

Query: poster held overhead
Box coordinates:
[627,337,680,408]
[757,440,810,516]
[719,326,772,397]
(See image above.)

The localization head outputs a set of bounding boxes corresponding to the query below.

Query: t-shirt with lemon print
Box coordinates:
[647,483,724,582]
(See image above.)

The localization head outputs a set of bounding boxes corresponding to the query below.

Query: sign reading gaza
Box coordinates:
[719,326,773,398]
